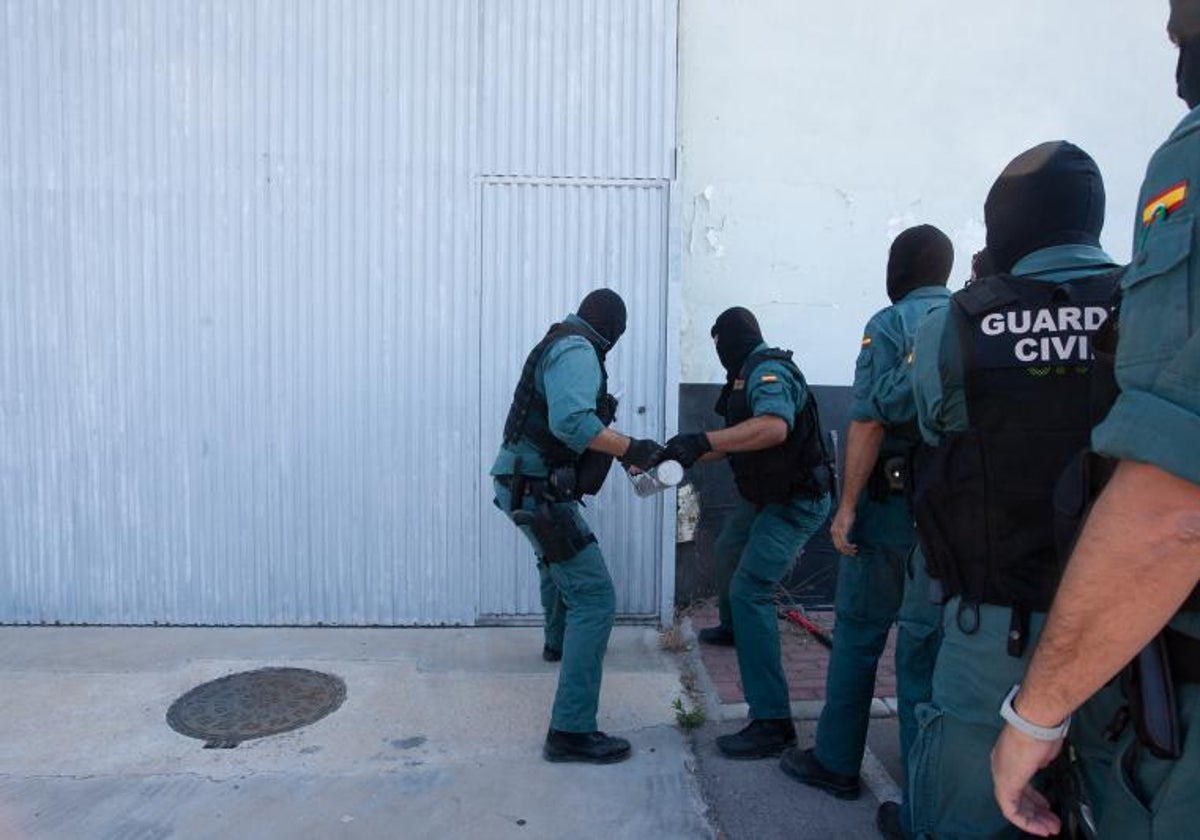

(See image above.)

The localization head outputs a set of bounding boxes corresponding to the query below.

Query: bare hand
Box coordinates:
[991,724,1064,837]
[830,504,857,556]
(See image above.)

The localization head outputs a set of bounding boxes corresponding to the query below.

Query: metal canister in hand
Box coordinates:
[625,460,684,497]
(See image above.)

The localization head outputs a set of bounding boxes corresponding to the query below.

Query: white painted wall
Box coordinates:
[678,0,1186,385]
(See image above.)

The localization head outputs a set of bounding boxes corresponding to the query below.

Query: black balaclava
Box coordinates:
[711,307,764,376]
[1173,0,1200,107]
[576,289,627,345]
[984,141,1106,274]
[886,225,955,303]
[968,248,997,284]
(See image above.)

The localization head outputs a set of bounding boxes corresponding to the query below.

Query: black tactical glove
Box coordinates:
[663,432,712,469]
[620,438,666,472]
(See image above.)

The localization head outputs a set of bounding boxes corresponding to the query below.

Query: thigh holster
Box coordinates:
[512,503,597,563]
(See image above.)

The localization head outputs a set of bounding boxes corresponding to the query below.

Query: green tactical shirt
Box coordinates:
[849,286,950,546]
[1090,106,1200,639]
[1093,106,1200,488]
[735,342,809,430]
[911,244,1120,445]
[852,286,952,429]
[491,314,610,478]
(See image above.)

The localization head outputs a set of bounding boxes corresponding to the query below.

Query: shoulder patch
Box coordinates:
[861,336,872,348]
[759,373,779,383]
[1143,181,1187,226]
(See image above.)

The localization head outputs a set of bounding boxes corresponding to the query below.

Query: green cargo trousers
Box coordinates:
[538,560,567,654]
[815,541,942,832]
[714,494,832,720]
[495,481,615,733]
[1096,681,1200,837]
[815,542,908,775]
[908,598,1121,839]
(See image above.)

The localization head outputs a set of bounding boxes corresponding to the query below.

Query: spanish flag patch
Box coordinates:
[1142,181,1188,225]
[861,336,873,348]
[760,374,778,383]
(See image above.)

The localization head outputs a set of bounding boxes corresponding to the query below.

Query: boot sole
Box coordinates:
[779,760,861,799]
[542,747,632,765]
[716,739,797,760]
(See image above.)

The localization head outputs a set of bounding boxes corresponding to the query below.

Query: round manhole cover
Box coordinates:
[167,667,346,748]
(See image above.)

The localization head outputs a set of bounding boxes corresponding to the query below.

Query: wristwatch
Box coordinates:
[1000,684,1070,741]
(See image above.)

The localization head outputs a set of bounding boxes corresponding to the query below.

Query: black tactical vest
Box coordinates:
[1049,280,1200,614]
[720,349,831,505]
[911,269,1122,612]
[503,323,613,470]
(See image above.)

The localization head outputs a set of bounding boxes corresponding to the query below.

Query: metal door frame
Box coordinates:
[473,174,677,626]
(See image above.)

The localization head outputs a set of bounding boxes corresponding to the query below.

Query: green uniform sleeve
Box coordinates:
[851,309,911,425]
[1092,113,1200,486]
[911,306,967,444]
[746,359,804,430]
[540,336,606,453]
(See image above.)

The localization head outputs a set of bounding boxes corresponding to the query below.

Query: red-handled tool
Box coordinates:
[781,608,834,650]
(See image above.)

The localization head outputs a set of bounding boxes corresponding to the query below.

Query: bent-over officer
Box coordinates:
[665,307,833,759]
[491,289,664,764]
[992,3,1200,836]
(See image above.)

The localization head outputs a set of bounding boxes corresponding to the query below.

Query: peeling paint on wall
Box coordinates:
[687,185,728,257]
[676,483,701,544]
[677,0,1179,386]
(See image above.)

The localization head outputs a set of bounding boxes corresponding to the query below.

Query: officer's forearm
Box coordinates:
[1014,460,1200,728]
[838,420,886,511]
[587,427,632,458]
[707,415,788,454]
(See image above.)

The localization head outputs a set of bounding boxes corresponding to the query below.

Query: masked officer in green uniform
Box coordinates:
[781,226,953,840]
[491,289,664,764]
[905,142,1126,838]
[665,307,833,758]
[991,4,1200,836]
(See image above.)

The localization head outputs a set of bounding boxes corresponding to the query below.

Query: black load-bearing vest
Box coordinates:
[1051,280,1200,615]
[502,323,617,483]
[911,269,1122,612]
[720,349,832,506]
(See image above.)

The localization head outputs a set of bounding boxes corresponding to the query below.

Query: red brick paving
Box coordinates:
[690,603,898,705]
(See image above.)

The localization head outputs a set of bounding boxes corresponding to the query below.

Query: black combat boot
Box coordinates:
[715,718,797,759]
[875,801,907,840]
[779,747,862,799]
[697,625,736,647]
[543,730,632,764]
[542,645,562,662]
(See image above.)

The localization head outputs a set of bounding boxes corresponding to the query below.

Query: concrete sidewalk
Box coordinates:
[0,626,711,840]
[679,607,907,840]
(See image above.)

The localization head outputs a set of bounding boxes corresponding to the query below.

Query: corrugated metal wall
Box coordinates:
[0,0,676,625]
[479,0,676,178]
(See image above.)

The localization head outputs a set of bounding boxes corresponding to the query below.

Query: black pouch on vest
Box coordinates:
[883,455,908,493]
[1123,633,1182,760]
[574,452,615,497]
[512,503,596,564]
[1053,450,1117,562]
[867,455,907,503]
[867,460,890,503]
[546,464,578,501]
[573,393,618,497]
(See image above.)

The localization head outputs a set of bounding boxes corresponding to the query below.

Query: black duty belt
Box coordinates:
[1165,627,1200,685]
[495,473,568,507]
[495,474,542,489]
